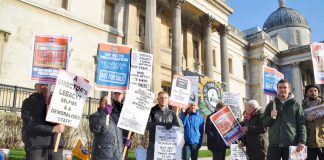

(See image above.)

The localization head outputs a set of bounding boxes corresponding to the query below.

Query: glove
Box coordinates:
[104,104,113,115]
[165,123,173,130]
[124,138,132,147]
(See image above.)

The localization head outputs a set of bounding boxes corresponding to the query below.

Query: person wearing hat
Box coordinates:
[302,84,324,160]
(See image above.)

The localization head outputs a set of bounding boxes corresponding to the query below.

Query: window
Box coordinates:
[168,28,172,48]
[161,84,171,95]
[243,63,247,80]
[52,0,68,9]
[212,49,216,67]
[229,58,233,74]
[138,15,145,38]
[0,30,10,72]
[193,40,199,60]
[295,30,301,44]
[104,0,115,26]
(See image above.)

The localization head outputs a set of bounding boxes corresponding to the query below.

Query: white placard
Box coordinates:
[129,51,153,90]
[169,75,191,108]
[46,70,91,128]
[184,76,199,104]
[117,84,154,134]
[154,126,183,160]
[289,146,307,160]
[223,92,241,118]
[230,144,247,160]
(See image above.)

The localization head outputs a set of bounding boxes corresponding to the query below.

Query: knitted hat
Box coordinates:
[304,84,320,96]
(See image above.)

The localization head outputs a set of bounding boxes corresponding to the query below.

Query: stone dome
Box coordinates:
[263,7,310,33]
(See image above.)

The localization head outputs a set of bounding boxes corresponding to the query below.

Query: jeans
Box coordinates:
[25,148,63,160]
[306,147,324,160]
[182,143,201,160]
[266,146,289,160]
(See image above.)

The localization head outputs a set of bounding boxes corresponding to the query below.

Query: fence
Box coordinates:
[0,83,99,118]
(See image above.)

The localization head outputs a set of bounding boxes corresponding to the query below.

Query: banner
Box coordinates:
[154,126,183,160]
[262,66,284,95]
[95,43,131,92]
[223,92,241,118]
[289,146,307,160]
[72,139,89,160]
[46,70,91,128]
[117,84,154,134]
[209,106,245,146]
[185,76,199,104]
[129,51,153,90]
[230,144,247,160]
[169,75,192,108]
[31,35,71,84]
[199,76,223,115]
[310,43,324,84]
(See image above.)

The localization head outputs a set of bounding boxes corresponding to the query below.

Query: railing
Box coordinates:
[0,83,99,118]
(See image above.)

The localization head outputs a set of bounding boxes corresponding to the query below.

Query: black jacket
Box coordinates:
[205,112,227,152]
[89,110,123,160]
[240,109,268,160]
[146,104,179,143]
[21,93,64,149]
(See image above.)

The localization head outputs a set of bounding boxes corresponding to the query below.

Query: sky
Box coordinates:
[227,0,324,42]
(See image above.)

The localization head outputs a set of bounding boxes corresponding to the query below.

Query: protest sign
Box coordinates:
[198,76,223,115]
[154,126,183,160]
[129,51,153,90]
[169,75,191,108]
[262,66,284,95]
[310,43,324,84]
[223,92,241,118]
[289,146,307,160]
[46,70,91,128]
[209,106,245,146]
[185,76,199,104]
[95,43,131,92]
[117,84,154,134]
[31,35,71,84]
[230,144,247,160]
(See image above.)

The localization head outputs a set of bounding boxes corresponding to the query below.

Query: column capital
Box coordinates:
[200,14,214,27]
[291,62,300,68]
[183,21,194,31]
[217,24,230,36]
[169,0,185,8]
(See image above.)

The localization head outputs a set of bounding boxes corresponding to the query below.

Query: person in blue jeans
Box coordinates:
[180,103,204,160]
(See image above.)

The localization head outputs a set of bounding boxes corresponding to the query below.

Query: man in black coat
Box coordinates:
[21,83,65,160]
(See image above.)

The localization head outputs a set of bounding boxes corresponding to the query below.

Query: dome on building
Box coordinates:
[263,7,310,32]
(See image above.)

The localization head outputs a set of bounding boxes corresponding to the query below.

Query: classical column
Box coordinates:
[218,25,230,91]
[171,0,185,78]
[291,62,303,103]
[144,0,156,91]
[201,14,214,78]
[126,0,139,46]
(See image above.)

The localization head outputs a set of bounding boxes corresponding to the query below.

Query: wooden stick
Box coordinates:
[272,98,276,119]
[122,131,132,160]
[54,133,61,152]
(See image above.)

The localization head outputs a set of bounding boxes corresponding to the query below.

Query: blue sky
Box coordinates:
[227,0,324,42]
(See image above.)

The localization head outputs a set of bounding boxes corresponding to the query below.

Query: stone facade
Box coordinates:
[0,0,322,111]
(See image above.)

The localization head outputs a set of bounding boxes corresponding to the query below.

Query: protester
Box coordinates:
[180,102,204,160]
[239,100,267,160]
[89,95,123,160]
[302,84,324,160]
[146,91,179,160]
[21,83,65,160]
[262,79,306,160]
[205,102,227,160]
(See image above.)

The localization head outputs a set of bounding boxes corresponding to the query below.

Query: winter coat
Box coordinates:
[146,104,179,143]
[205,112,227,152]
[21,93,64,149]
[302,97,324,148]
[180,111,204,145]
[89,110,123,160]
[240,109,268,160]
[262,97,307,147]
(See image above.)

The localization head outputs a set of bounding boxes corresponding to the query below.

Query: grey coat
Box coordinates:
[89,110,123,160]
